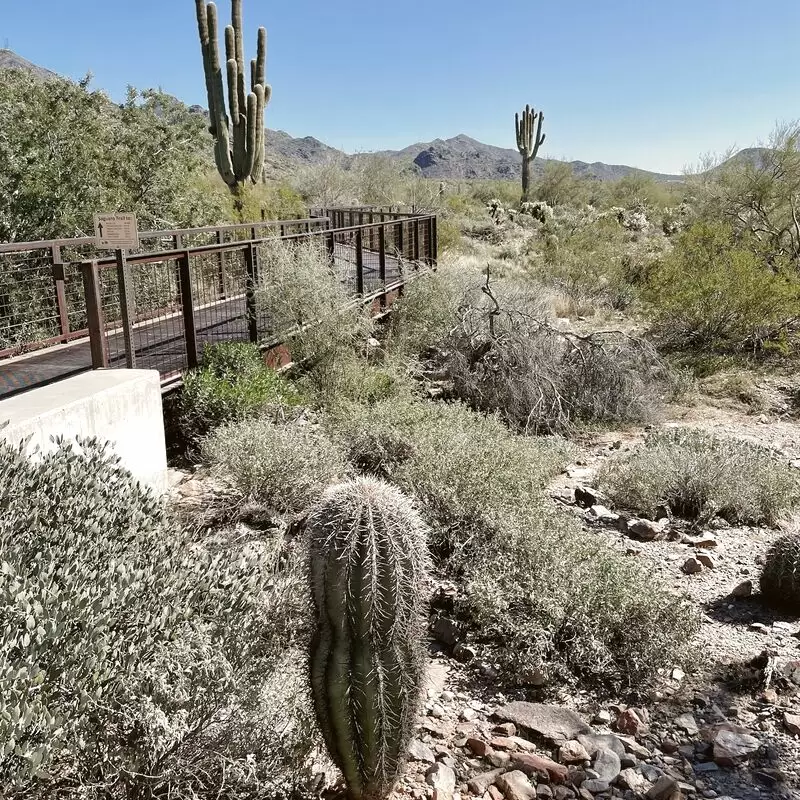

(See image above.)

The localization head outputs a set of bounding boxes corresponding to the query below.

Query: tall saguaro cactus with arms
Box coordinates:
[515,104,546,201]
[195,0,271,197]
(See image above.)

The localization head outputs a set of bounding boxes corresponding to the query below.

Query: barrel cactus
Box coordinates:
[760,532,800,611]
[308,477,430,800]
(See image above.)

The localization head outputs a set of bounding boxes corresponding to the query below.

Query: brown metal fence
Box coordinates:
[41,212,438,389]
[0,217,326,358]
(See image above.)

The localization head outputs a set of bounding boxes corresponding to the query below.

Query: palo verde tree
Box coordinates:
[515,103,546,202]
[195,0,271,205]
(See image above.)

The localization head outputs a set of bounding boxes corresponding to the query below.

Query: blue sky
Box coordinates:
[2,0,799,173]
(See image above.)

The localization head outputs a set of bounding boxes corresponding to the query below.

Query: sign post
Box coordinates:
[94,213,139,368]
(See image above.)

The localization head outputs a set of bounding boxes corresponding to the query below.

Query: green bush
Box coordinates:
[599,427,799,526]
[328,397,696,690]
[0,438,312,795]
[646,221,800,353]
[177,342,303,448]
[202,417,347,514]
[760,531,800,611]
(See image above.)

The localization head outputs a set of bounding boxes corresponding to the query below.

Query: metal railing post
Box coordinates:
[51,244,70,341]
[431,216,438,268]
[378,225,387,310]
[81,260,110,368]
[178,250,199,370]
[355,230,364,296]
[216,229,228,298]
[245,243,259,343]
[326,231,336,263]
[413,219,420,262]
[116,249,137,368]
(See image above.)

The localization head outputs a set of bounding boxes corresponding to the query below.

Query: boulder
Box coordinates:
[645,775,681,800]
[627,518,665,541]
[408,739,436,763]
[497,770,538,800]
[468,769,506,795]
[512,752,569,783]
[682,557,703,575]
[426,763,456,800]
[591,748,621,783]
[495,702,591,744]
[712,728,761,766]
[559,740,591,764]
[578,733,625,758]
[783,712,800,736]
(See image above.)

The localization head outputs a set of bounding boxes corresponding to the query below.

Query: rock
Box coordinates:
[468,769,506,795]
[755,767,786,786]
[578,733,625,758]
[494,722,518,737]
[645,775,681,800]
[682,557,703,575]
[586,505,619,523]
[509,736,538,752]
[441,690,455,702]
[731,580,753,598]
[467,738,490,757]
[426,763,457,800]
[696,553,716,569]
[575,485,603,508]
[592,748,621,783]
[554,788,576,800]
[614,708,647,737]
[671,667,686,681]
[712,728,761,766]
[616,768,650,793]
[430,704,446,719]
[488,751,512,768]
[497,770,538,800]
[783,712,800,736]
[559,740,591,764]
[581,780,610,794]
[461,708,478,722]
[512,753,569,783]
[536,786,553,799]
[409,740,437,763]
[693,762,719,773]
[674,713,699,736]
[453,643,477,662]
[431,616,462,646]
[495,702,591,744]
[488,787,504,800]
[628,518,665,541]
[684,533,718,549]
[615,735,650,759]
[421,719,447,738]
[491,736,518,751]
[592,710,612,725]
[750,622,770,634]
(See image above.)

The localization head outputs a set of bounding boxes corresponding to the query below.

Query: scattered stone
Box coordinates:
[731,580,753,598]
[467,738,490,757]
[586,505,619,523]
[675,713,699,736]
[441,690,455,702]
[684,533,718,549]
[783,712,800,736]
[409,740,437,763]
[591,748,621,783]
[554,788,576,800]
[628,518,665,541]
[559,740,591,764]
[578,733,625,759]
[760,688,778,705]
[696,553,716,569]
[494,722,518,737]
[468,769,506,795]
[491,736,518,751]
[512,753,569,783]
[616,768,650,794]
[581,780,610,794]
[693,762,719,773]
[575,485,603,508]
[461,708,478,722]
[421,719,447,738]
[660,738,679,754]
[509,736,538,752]
[682,557,703,575]
[755,767,786,786]
[592,710,612,725]
[488,751,512,768]
[430,704,446,719]
[616,735,650,759]
[426,763,456,800]
[614,708,647,737]
[671,668,686,681]
[453,643,478,662]
[536,785,553,799]
[488,787,504,800]
[495,702,591,744]
[497,770,538,800]
[749,622,770,634]
[711,727,761,766]
[645,775,681,800]
[431,616,462,647]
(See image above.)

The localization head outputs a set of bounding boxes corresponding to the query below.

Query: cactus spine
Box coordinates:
[515,104,545,202]
[195,0,270,193]
[760,532,800,611]
[308,477,430,800]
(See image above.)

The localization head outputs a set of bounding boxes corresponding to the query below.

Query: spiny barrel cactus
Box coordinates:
[760,532,800,611]
[308,477,430,800]
[515,104,545,202]
[195,0,270,190]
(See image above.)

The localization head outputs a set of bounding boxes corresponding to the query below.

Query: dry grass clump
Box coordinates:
[202,417,347,514]
[327,397,697,690]
[599,427,800,526]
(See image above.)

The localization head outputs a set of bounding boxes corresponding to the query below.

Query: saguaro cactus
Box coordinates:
[515,104,546,202]
[195,0,270,193]
[308,477,430,800]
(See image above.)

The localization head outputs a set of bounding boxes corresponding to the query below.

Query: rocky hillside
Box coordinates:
[0,48,59,80]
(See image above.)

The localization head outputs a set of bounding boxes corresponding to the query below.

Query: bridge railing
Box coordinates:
[76,213,437,385]
[0,217,327,359]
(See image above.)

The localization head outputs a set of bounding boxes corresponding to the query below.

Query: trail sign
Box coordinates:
[94,212,139,250]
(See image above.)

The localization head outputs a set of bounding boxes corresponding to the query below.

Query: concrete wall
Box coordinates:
[0,369,168,494]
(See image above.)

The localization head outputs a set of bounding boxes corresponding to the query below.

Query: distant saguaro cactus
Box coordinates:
[515,104,546,202]
[308,477,430,800]
[195,0,270,195]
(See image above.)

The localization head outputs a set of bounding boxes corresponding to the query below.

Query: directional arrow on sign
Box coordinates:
[97,222,105,238]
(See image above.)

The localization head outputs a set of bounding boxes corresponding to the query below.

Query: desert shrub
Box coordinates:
[434,272,674,433]
[760,531,800,611]
[0,438,313,796]
[177,342,303,449]
[646,221,800,353]
[328,397,696,690]
[202,417,347,514]
[256,239,374,406]
[599,427,799,526]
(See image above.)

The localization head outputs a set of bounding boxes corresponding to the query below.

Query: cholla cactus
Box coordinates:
[308,477,430,800]
[487,199,506,224]
[760,532,800,611]
[520,200,554,223]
